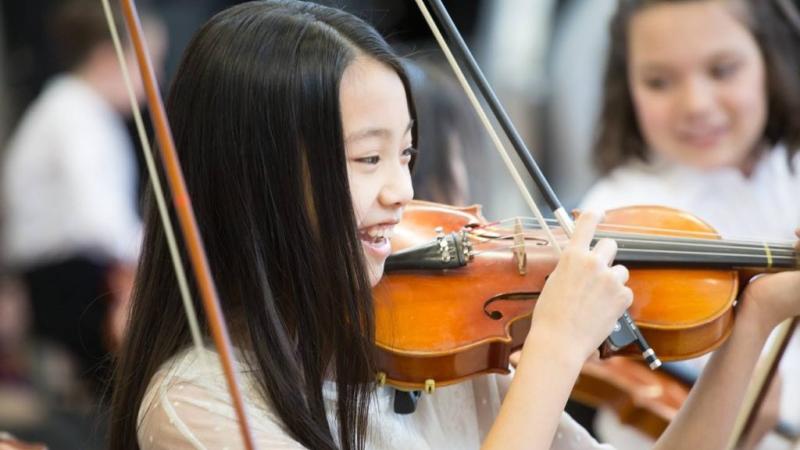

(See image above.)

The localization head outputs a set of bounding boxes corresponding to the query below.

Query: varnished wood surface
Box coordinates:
[374,201,737,389]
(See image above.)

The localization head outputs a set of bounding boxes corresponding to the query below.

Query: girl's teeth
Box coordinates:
[361,226,393,242]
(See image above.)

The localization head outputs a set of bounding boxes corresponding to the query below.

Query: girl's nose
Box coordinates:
[380,163,414,207]
[678,77,715,118]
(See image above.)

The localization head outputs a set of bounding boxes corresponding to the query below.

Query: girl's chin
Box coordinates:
[668,145,745,170]
[367,261,385,287]
[361,238,391,286]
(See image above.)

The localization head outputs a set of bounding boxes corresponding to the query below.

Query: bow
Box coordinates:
[100,0,256,448]
[727,1,800,446]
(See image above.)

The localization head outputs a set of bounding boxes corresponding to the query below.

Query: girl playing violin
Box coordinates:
[110,1,800,449]
[582,0,800,446]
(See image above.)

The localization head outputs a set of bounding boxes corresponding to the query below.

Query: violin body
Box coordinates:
[374,201,546,391]
[374,200,742,391]
[571,358,688,439]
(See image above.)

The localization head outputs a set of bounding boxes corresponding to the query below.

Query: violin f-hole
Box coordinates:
[483,293,540,320]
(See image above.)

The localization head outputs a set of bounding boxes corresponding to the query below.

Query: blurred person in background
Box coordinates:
[0,276,75,448]
[405,57,489,207]
[581,0,800,448]
[0,0,166,399]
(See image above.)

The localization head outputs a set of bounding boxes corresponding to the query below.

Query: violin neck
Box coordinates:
[606,235,799,271]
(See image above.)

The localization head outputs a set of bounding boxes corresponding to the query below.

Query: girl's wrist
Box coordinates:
[522,323,589,374]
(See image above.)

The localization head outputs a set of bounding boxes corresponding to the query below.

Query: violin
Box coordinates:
[374,200,798,392]
[572,358,687,439]
[572,358,800,442]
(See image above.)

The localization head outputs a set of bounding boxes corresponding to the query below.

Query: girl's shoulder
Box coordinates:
[137,346,302,449]
[758,144,800,180]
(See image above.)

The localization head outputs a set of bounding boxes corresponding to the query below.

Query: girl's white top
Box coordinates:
[137,346,614,449]
[581,146,800,449]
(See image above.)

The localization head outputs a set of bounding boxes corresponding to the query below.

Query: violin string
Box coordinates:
[468,218,797,255]
[469,233,796,258]
[470,230,797,255]
[475,218,797,249]
[600,233,795,254]
[101,0,205,355]
[470,240,797,262]
[482,216,798,246]
[483,216,780,242]
[553,221,795,247]
[599,228,796,245]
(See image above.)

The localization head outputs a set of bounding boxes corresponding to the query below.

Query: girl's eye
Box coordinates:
[643,76,671,91]
[710,61,739,80]
[355,155,380,165]
[401,147,419,160]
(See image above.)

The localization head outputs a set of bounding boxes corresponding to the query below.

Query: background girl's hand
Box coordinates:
[739,228,800,334]
[528,211,633,361]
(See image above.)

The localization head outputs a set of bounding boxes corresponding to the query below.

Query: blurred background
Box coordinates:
[4,0,791,449]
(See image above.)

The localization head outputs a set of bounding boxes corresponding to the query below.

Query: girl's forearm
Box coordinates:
[654,308,770,450]
[482,327,585,450]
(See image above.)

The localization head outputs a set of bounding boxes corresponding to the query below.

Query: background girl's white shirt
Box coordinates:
[581,147,799,240]
[581,146,800,449]
[137,346,614,449]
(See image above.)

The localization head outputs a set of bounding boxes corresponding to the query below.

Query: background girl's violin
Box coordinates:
[572,358,800,442]
[373,200,798,392]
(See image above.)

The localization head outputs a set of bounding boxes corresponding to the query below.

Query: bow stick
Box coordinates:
[729,318,799,449]
[412,0,661,370]
[727,1,800,446]
[102,1,256,448]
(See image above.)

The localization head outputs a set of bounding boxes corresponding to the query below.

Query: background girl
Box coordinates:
[583,0,800,447]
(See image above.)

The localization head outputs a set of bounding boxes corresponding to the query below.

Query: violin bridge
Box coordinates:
[513,217,527,275]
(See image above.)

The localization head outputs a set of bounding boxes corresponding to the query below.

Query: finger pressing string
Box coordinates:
[610,265,630,284]
[592,238,619,266]
[568,211,604,251]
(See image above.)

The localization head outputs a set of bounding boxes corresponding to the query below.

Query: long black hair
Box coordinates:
[594,0,800,174]
[109,2,415,449]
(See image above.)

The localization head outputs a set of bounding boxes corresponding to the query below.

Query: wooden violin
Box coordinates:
[374,200,798,392]
[571,358,800,442]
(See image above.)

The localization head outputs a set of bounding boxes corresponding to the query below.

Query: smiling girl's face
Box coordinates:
[340,56,415,286]
[628,1,767,171]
